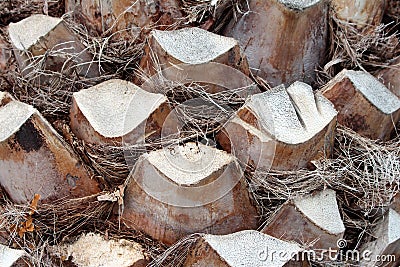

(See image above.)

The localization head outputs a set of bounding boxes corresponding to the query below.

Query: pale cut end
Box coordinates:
[55,233,147,267]
[278,0,323,10]
[387,209,400,245]
[0,100,36,142]
[0,244,26,267]
[245,82,337,144]
[8,14,62,50]
[72,79,167,138]
[322,69,400,140]
[203,230,303,267]
[152,27,238,64]
[294,189,345,235]
[147,142,234,186]
[345,70,400,114]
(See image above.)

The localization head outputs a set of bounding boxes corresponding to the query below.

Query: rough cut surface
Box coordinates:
[55,233,147,267]
[387,209,400,245]
[152,28,238,64]
[246,82,337,144]
[141,27,250,83]
[346,70,400,114]
[0,101,35,142]
[8,14,61,50]
[204,231,302,267]
[0,244,26,267]
[184,230,306,267]
[148,142,233,185]
[294,189,345,235]
[122,143,258,245]
[278,0,321,10]
[322,69,400,140]
[72,79,167,139]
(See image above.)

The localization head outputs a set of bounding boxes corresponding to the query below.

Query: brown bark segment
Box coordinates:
[0,34,11,72]
[391,193,400,214]
[223,0,329,87]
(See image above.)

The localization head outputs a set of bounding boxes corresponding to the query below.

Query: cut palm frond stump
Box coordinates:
[51,233,149,267]
[262,189,345,250]
[140,27,256,97]
[70,79,171,145]
[0,92,100,204]
[8,14,99,79]
[122,142,258,245]
[223,0,329,86]
[322,69,400,140]
[217,81,337,171]
[142,27,250,75]
[184,230,308,267]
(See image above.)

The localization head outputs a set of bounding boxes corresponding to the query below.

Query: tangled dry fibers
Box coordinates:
[0,1,399,266]
[318,10,400,86]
